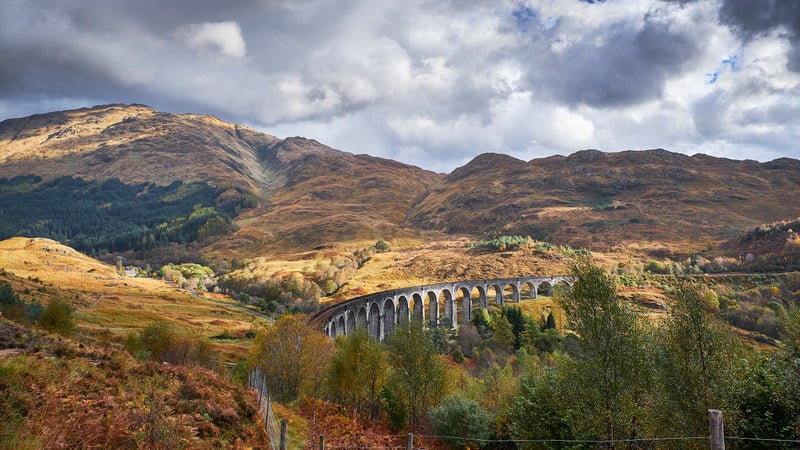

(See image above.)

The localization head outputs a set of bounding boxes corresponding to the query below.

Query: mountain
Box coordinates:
[409,149,800,255]
[2,104,800,262]
[212,137,443,256]
[0,104,275,190]
[0,104,441,259]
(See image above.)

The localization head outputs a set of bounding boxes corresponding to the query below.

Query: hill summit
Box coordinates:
[2,104,800,261]
[0,104,441,259]
[410,149,800,254]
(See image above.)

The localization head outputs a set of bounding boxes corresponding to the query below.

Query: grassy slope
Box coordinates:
[5,105,800,264]
[0,105,444,260]
[0,237,270,362]
[0,104,275,191]
[0,237,287,447]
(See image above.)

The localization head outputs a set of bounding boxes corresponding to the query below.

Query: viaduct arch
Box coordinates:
[310,275,572,341]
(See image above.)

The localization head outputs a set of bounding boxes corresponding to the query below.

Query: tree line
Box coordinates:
[249,257,800,448]
[0,175,251,254]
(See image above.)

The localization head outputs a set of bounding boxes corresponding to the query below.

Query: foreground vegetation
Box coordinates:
[3,236,800,448]
[0,318,268,449]
[250,257,800,448]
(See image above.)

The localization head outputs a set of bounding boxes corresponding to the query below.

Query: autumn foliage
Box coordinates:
[0,319,268,449]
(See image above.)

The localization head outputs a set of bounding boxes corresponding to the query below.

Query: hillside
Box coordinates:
[0,104,276,190]
[3,105,800,264]
[0,105,442,259]
[409,150,800,256]
[208,138,442,257]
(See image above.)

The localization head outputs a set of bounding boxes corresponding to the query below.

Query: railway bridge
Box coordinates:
[310,275,572,340]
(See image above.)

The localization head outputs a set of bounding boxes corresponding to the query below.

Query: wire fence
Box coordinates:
[248,367,281,450]
[288,432,800,450]
[242,382,800,450]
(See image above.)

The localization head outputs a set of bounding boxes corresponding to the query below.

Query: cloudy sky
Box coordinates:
[1,0,799,172]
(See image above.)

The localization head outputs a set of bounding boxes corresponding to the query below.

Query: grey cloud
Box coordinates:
[719,0,799,38]
[1,0,799,172]
[524,14,700,108]
[719,0,800,72]
[691,89,728,136]
[660,0,800,72]
[738,102,800,126]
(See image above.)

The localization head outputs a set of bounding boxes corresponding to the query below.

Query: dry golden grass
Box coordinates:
[0,237,269,362]
[0,104,276,192]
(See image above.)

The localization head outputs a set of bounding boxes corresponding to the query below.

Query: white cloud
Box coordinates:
[177,21,246,60]
[2,0,800,172]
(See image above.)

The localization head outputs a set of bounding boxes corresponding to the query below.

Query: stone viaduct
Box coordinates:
[310,275,572,341]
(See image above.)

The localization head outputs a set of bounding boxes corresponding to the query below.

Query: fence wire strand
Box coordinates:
[278,433,800,450]
[248,367,280,450]
[416,435,712,445]
[728,436,800,444]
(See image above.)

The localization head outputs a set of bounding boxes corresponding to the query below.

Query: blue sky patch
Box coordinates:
[706,50,743,84]
[722,54,739,71]
[512,4,538,31]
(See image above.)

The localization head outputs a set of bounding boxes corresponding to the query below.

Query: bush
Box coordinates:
[0,282,19,305]
[374,240,390,252]
[38,298,75,335]
[470,235,532,252]
[0,282,42,324]
[125,322,214,366]
[428,395,492,449]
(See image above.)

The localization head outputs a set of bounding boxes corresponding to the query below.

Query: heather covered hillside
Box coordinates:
[4,105,800,264]
[409,150,800,254]
[0,105,441,259]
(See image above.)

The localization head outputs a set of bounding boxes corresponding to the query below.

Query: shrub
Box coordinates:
[0,282,41,324]
[0,282,19,305]
[470,235,532,252]
[374,240,390,252]
[38,298,75,335]
[428,395,492,449]
[125,322,214,366]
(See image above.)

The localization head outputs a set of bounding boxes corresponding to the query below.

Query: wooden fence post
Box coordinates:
[319,434,325,450]
[265,394,271,433]
[406,433,413,450]
[708,409,725,450]
[280,419,288,450]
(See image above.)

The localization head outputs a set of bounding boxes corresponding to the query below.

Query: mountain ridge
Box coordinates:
[2,104,800,260]
[0,104,442,258]
[407,146,800,254]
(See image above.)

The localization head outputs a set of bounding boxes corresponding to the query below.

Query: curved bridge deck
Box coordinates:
[310,275,572,340]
